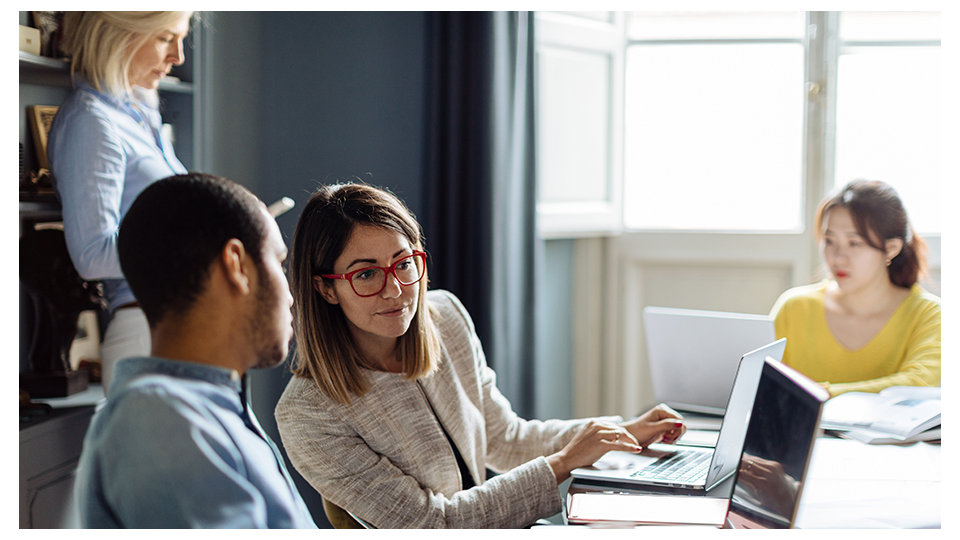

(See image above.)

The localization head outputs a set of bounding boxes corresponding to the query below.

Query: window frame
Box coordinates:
[535,10,943,242]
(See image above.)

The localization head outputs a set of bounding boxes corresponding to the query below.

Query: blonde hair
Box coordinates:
[60,11,193,96]
[289,183,442,405]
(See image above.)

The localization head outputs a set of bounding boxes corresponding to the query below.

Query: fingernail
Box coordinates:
[674,422,683,428]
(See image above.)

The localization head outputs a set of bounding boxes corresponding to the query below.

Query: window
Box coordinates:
[535,11,943,236]
[833,12,941,234]
[623,12,805,231]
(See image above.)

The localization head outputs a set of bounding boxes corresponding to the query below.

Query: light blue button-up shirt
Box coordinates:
[75,357,317,528]
[47,81,187,312]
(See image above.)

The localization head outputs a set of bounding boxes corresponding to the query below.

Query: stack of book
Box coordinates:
[820,386,940,444]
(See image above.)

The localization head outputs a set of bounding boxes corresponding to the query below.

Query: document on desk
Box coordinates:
[567,492,729,526]
[794,438,941,528]
[820,386,940,441]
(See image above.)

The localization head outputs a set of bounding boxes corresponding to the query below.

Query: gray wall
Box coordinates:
[203,11,429,526]
[535,239,575,420]
[202,11,576,525]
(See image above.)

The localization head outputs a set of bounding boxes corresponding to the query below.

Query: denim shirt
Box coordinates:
[75,357,317,528]
[47,81,187,312]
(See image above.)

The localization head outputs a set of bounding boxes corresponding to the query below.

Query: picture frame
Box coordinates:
[28,105,58,171]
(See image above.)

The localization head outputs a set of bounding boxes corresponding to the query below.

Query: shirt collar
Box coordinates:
[111,356,243,396]
[76,79,158,120]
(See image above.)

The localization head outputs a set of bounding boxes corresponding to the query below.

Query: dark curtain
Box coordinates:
[422,12,538,418]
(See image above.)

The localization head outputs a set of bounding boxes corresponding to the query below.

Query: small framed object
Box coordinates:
[28,105,58,170]
[19,25,41,55]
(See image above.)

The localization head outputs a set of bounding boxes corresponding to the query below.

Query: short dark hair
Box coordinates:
[118,173,267,325]
[815,179,927,288]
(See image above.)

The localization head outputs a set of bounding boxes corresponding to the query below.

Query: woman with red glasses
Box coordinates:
[275,182,685,528]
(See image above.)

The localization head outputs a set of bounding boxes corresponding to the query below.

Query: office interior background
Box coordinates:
[17,10,949,528]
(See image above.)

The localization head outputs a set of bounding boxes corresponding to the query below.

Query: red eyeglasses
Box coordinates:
[320,251,427,297]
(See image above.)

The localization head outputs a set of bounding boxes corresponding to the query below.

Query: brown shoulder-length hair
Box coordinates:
[815,179,927,288]
[289,182,441,404]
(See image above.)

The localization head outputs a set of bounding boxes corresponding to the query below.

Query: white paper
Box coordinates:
[821,386,940,438]
[567,492,728,526]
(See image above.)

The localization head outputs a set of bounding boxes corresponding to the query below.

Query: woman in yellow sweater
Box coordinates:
[770,180,940,396]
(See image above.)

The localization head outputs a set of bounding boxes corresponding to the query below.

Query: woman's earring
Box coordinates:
[885,258,892,267]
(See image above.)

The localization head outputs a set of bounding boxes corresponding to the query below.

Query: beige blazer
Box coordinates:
[275,290,621,528]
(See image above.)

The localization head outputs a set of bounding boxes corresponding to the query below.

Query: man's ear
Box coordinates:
[314,276,339,305]
[221,239,252,295]
[885,237,904,263]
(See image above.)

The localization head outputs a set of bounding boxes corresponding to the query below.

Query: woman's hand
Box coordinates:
[621,404,686,447]
[546,421,642,483]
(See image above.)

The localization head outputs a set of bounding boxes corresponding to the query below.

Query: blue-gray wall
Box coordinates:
[204,12,429,526]
[535,239,575,420]
[203,11,575,526]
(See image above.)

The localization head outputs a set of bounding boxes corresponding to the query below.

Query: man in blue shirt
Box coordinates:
[75,173,316,528]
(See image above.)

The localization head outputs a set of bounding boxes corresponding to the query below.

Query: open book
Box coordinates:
[820,386,940,444]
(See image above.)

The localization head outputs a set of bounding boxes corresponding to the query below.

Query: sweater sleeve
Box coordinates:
[275,378,562,529]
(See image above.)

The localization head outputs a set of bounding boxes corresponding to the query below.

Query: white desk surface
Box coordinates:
[795,437,941,528]
[563,435,941,529]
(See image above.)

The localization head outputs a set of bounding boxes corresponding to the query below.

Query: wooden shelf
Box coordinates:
[19,51,195,94]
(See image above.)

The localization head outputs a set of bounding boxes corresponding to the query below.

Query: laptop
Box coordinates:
[570,339,785,492]
[565,355,827,528]
[724,358,829,528]
[643,306,776,415]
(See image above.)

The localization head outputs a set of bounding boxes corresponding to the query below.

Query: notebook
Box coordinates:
[570,339,786,492]
[643,306,776,415]
[565,355,827,528]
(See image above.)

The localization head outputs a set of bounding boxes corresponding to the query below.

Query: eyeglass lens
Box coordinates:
[351,254,424,296]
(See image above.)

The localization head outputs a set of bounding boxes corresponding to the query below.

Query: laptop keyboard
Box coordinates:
[630,450,710,483]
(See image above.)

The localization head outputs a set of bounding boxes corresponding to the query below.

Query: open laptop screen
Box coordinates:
[726,359,828,528]
[643,306,775,415]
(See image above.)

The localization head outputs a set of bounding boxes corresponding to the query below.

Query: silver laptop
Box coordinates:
[566,353,826,528]
[643,306,776,415]
[571,339,786,492]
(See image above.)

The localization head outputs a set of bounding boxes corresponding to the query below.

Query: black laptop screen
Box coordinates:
[726,360,826,529]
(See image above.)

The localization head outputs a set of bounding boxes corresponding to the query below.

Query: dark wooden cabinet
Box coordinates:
[19,405,96,528]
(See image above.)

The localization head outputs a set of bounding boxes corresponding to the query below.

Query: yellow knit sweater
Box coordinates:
[769,281,940,396]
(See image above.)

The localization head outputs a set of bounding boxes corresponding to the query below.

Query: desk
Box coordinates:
[795,437,940,528]
[566,436,941,529]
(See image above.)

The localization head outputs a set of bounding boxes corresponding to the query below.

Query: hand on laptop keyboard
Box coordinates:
[622,403,687,446]
[546,421,643,483]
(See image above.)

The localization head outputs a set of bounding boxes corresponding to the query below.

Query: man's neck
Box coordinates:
[149,311,250,376]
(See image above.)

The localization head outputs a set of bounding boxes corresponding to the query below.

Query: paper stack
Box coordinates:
[820,386,940,444]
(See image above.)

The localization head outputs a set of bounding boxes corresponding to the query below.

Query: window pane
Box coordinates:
[833,47,940,234]
[624,44,804,230]
[563,12,613,24]
[627,12,804,40]
[839,12,940,41]
[536,47,610,204]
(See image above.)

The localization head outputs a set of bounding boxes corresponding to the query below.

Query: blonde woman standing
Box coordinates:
[48,12,194,390]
